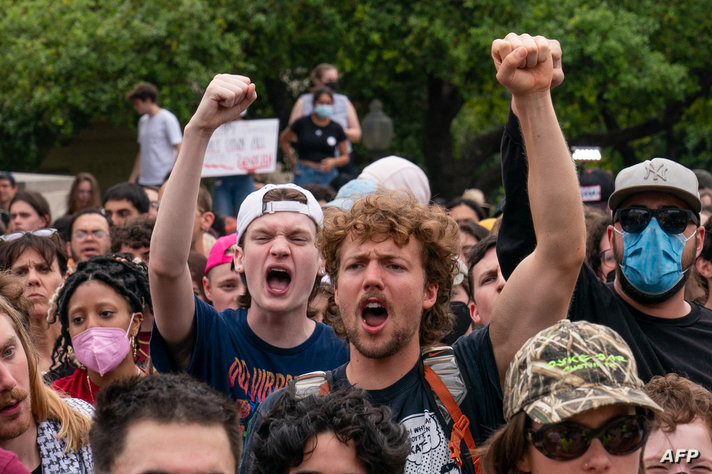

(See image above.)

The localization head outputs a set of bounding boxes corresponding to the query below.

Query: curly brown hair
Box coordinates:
[644,373,712,435]
[319,192,459,347]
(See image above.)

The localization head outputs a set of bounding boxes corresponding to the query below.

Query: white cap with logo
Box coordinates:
[608,157,701,213]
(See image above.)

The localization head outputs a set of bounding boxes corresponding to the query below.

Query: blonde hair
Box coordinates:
[0,274,91,451]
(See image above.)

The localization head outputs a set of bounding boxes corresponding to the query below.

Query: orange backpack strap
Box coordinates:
[423,365,481,474]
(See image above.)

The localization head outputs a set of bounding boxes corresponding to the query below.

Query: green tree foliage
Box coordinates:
[0,0,247,169]
[2,0,711,202]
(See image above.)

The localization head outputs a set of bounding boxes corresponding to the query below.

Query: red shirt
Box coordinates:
[136,330,151,365]
[0,448,30,473]
[51,367,98,405]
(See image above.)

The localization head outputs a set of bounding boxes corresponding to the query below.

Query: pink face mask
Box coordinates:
[71,314,135,376]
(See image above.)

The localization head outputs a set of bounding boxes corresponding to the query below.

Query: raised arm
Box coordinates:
[149,75,257,350]
[488,34,585,384]
[496,109,536,280]
[496,46,565,280]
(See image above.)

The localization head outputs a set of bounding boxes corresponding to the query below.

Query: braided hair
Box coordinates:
[49,254,152,372]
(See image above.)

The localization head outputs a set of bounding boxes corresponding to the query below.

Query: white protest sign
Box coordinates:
[201,118,279,177]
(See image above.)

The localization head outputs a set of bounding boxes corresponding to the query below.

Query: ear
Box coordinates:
[695,225,705,259]
[468,302,479,323]
[697,257,712,280]
[234,246,244,273]
[607,224,615,248]
[471,302,483,325]
[202,275,213,301]
[200,211,215,231]
[422,282,438,310]
[130,312,143,337]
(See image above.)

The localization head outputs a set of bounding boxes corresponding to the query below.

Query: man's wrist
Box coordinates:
[184,120,218,139]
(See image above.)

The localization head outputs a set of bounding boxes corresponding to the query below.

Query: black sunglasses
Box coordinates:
[614,207,698,235]
[0,228,58,242]
[527,414,649,461]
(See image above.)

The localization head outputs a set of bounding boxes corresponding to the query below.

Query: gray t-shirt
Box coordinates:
[137,109,182,185]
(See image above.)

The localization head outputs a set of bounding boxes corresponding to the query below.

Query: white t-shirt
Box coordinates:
[137,109,182,185]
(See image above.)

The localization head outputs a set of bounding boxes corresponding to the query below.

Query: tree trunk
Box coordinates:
[423,76,464,200]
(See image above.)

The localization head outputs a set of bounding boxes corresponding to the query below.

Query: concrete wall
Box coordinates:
[12,172,75,221]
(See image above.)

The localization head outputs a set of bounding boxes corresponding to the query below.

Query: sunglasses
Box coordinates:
[0,228,58,242]
[527,414,649,461]
[614,207,698,235]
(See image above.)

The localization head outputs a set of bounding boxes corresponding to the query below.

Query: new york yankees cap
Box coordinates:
[608,157,701,213]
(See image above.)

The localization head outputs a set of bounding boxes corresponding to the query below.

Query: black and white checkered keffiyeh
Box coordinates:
[37,397,94,473]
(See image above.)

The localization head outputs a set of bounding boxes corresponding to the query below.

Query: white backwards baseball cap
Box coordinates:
[235,183,323,244]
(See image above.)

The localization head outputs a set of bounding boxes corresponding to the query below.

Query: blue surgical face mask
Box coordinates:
[314,104,333,118]
[616,217,696,295]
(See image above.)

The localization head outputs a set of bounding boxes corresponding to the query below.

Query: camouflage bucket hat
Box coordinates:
[504,320,661,424]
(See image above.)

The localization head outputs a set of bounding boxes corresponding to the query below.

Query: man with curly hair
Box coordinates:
[243,33,586,474]
[110,215,155,263]
[250,388,409,474]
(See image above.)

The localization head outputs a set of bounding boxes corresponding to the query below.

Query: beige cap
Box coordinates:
[608,157,700,212]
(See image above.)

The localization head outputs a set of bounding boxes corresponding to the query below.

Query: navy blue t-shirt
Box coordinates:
[290,115,346,164]
[151,296,350,431]
[240,326,503,474]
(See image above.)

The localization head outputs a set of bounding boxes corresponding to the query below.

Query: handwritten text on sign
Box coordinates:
[202,118,279,177]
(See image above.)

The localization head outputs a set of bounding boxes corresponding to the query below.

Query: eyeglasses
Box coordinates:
[614,207,698,235]
[0,228,58,242]
[527,414,649,461]
[599,249,615,268]
[73,229,109,240]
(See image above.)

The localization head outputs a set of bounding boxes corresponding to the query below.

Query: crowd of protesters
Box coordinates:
[0,33,709,474]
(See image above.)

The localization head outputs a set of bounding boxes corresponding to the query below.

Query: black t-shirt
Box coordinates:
[496,108,712,390]
[290,115,346,164]
[570,264,712,389]
[240,327,504,474]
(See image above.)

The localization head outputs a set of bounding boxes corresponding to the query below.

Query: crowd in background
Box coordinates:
[0,33,709,474]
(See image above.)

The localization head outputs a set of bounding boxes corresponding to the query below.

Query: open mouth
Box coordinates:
[0,400,21,415]
[361,300,389,329]
[266,267,291,294]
